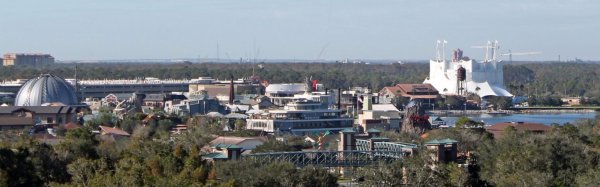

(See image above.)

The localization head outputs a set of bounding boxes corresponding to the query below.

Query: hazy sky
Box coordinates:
[0,0,598,61]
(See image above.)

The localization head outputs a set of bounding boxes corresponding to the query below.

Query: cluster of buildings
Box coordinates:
[0,44,565,180]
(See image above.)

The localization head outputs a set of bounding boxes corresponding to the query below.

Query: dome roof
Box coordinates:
[15,74,78,106]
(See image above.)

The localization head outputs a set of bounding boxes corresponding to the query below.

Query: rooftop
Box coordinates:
[425,138,459,145]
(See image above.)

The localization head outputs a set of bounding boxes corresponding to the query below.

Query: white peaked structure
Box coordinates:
[424,40,513,97]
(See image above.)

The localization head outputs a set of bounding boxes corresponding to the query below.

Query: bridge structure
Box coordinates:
[243,150,403,167]
[243,137,419,167]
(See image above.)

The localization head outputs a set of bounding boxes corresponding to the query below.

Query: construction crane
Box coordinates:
[471,40,499,62]
[501,50,542,63]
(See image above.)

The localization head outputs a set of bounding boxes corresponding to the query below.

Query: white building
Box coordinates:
[423,41,512,97]
[246,99,353,135]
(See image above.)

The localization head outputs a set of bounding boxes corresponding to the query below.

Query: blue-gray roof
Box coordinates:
[202,153,228,159]
[214,143,242,149]
[425,138,458,145]
[15,74,78,106]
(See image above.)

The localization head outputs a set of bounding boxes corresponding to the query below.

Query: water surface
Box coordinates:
[437,112,598,126]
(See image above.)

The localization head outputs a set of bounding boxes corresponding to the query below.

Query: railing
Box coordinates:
[356,139,418,153]
[243,150,403,167]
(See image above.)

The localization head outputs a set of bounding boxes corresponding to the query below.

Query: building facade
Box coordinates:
[3,53,54,67]
[0,106,78,131]
[246,100,353,135]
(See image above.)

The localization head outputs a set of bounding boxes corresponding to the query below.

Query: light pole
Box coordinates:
[463,103,467,115]
[431,103,435,111]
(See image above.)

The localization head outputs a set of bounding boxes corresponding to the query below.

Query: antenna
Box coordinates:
[436,40,441,61]
[485,41,491,62]
[490,40,500,61]
[443,40,448,62]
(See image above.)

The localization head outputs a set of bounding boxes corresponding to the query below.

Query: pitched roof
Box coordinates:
[395,84,438,94]
[0,106,76,114]
[425,138,458,145]
[224,113,248,119]
[209,136,267,146]
[202,152,228,159]
[370,136,390,141]
[99,125,131,136]
[486,122,551,138]
[214,143,242,149]
[205,112,224,118]
[371,104,400,112]
[380,86,402,96]
[487,122,550,132]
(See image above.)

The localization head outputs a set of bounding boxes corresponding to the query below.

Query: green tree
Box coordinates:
[454,116,484,128]
[55,127,99,161]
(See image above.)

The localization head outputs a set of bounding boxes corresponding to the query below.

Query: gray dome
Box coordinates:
[15,74,78,106]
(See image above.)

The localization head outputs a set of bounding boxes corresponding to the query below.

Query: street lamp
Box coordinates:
[431,103,435,111]
[463,103,467,114]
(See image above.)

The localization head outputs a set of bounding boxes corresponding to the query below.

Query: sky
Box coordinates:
[0,0,599,61]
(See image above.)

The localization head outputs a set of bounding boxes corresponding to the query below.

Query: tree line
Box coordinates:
[1,62,599,105]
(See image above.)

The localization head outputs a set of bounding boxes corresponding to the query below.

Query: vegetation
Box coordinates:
[454,116,484,128]
[0,120,335,186]
[3,62,597,106]
[1,114,600,186]
[363,115,600,186]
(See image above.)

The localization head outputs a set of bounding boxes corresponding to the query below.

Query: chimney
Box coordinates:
[229,76,234,104]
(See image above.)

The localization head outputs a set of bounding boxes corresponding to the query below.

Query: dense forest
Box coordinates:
[1,62,599,100]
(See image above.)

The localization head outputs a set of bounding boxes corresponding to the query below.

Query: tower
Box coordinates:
[456,66,467,95]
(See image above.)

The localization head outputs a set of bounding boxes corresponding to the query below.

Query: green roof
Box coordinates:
[340,128,356,133]
[202,153,228,159]
[366,128,381,133]
[425,138,458,145]
[370,136,390,141]
[425,139,440,145]
[440,138,459,144]
[214,143,242,149]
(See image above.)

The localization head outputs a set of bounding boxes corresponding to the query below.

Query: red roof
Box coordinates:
[99,125,131,136]
[395,84,438,94]
[380,84,438,98]
[486,122,551,138]
[380,86,402,96]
